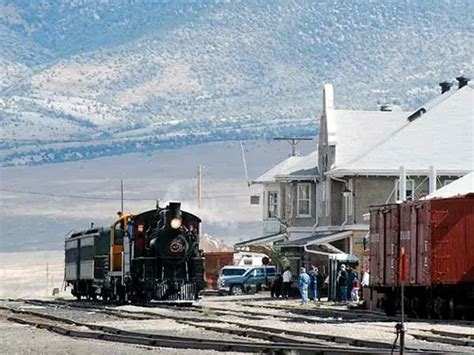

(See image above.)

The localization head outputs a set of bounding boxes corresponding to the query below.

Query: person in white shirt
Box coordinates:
[282,267,292,299]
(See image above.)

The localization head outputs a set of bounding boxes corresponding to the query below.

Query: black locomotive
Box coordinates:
[65,202,205,302]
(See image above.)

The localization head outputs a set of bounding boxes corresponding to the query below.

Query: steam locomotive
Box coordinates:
[65,202,205,302]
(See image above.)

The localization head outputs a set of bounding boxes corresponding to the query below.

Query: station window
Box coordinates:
[267,191,279,218]
[395,179,415,201]
[297,183,311,217]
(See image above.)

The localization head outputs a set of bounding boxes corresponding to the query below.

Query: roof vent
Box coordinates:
[407,108,426,122]
[456,76,470,89]
[439,81,452,94]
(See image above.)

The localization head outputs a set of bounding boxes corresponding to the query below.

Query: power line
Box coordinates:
[0,188,143,201]
[0,188,253,201]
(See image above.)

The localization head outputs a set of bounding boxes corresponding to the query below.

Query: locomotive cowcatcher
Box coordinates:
[64,202,205,302]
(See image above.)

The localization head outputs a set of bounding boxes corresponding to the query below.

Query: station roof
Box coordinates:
[425,171,474,199]
[329,86,473,176]
[328,109,408,169]
[253,150,318,183]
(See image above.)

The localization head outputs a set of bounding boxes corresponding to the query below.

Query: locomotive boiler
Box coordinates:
[64,202,205,302]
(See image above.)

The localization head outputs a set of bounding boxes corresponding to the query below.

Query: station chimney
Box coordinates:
[439,81,452,94]
[456,76,470,89]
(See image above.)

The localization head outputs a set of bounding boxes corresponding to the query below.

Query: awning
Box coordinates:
[280,231,352,255]
[234,233,288,248]
[281,231,352,248]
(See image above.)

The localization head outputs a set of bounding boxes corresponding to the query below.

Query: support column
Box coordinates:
[428,165,437,194]
[399,166,406,202]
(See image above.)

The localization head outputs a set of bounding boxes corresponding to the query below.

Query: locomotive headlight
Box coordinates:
[170,217,182,229]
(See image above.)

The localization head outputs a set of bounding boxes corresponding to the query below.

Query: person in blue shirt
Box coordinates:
[298,267,310,305]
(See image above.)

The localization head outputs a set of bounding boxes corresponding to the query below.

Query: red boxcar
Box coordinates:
[368,195,474,319]
[204,252,234,289]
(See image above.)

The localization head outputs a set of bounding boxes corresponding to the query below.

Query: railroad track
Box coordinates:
[233,302,474,348]
[5,299,471,352]
[236,302,398,322]
[21,298,327,325]
[3,299,450,353]
[237,301,474,326]
[0,306,387,354]
[17,301,385,349]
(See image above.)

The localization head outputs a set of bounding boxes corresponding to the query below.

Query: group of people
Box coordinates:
[336,264,360,302]
[296,265,320,304]
[271,265,322,304]
[271,264,365,305]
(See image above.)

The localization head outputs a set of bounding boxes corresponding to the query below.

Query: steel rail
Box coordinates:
[3,300,461,353]
[1,307,386,354]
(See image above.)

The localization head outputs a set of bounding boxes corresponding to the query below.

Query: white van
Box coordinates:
[233,252,269,266]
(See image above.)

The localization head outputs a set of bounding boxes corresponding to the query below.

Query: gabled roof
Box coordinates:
[329,86,473,176]
[322,83,410,171]
[426,171,474,199]
[253,150,318,183]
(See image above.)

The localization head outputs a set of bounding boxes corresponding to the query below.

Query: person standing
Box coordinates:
[298,267,310,305]
[337,264,348,302]
[316,269,324,301]
[271,274,283,298]
[282,267,292,299]
[347,266,356,300]
[351,276,360,302]
[308,265,318,302]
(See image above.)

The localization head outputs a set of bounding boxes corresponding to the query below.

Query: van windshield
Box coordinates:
[221,268,247,276]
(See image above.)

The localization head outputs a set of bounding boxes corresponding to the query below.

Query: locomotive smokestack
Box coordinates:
[169,202,182,217]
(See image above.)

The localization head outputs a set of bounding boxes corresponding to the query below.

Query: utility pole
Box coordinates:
[240,141,250,187]
[121,179,124,213]
[197,165,202,209]
[274,137,313,157]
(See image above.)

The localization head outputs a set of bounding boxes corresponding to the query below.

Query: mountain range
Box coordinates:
[1,0,473,166]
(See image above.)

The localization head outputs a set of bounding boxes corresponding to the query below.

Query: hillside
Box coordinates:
[1,0,473,166]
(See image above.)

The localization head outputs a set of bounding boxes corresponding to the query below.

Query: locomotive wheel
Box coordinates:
[230,284,244,296]
[448,296,455,319]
